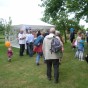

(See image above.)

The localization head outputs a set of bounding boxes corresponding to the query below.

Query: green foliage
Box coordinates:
[41,0,88,25]
[66,0,88,21]
[0,18,6,34]
[0,17,12,41]
[40,0,88,43]
[5,17,12,34]
[0,17,12,37]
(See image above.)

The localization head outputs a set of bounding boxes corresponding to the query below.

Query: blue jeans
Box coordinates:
[28,42,33,57]
[36,53,40,63]
[36,52,44,63]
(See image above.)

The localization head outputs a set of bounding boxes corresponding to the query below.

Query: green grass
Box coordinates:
[0,34,5,44]
[0,41,88,88]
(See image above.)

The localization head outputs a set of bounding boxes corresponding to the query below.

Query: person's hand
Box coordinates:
[62,47,64,52]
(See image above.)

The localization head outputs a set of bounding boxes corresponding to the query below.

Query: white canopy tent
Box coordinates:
[12,20,55,30]
[6,20,55,48]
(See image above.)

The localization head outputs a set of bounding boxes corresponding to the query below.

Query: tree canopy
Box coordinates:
[0,17,12,40]
[40,0,87,42]
[66,0,88,21]
[41,0,88,22]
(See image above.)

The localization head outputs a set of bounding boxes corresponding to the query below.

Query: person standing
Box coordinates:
[42,28,63,83]
[26,31,29,55]
[7,47,13,62]
[18,30,26,56]
[70,28,75,44]
[34,31,45,65]
[26,30,34,57]
[75,32,82,58]
[77,35,85,61]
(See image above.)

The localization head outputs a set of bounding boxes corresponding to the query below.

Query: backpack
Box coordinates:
[34,35,43,46]
[50,36,62,54]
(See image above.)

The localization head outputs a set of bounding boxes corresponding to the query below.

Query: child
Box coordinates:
[7,47,13,62]
[77,35,85,61]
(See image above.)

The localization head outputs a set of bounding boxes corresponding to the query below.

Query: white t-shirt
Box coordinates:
[18,33,26,44]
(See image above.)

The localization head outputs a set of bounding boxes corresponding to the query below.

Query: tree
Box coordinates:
[0,18,6,34]
[66,0,88,21]
[41,0,88,22]
[0,17,12,40]
[40,0,70,43]
[5,17,12,41]
[40,0,85,43]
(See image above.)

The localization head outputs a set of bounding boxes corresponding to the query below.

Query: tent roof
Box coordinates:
[12,20,55,30]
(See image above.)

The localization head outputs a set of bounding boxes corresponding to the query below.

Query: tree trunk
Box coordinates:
[63,28,67,43]
[63,22,67,43]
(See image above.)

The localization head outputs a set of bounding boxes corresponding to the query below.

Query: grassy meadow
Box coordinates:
[0,37,88,88]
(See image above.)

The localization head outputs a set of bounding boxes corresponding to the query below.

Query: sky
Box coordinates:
[0,0,44,25]
[0,0,88,29]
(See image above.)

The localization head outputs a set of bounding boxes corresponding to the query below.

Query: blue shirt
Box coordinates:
[26,34,34,43]
[78,39,85,51]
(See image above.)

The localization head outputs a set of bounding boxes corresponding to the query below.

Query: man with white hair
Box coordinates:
[42,28,63,83]
[18,29,26,56]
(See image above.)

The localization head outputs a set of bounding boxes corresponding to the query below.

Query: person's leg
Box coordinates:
[8,56,11,62]
[22,44,25,56]
[78,51,82,61]
[80,51,84,61]
[75,49,79,58]
[28,43,32,57]
[53,59,59,83]
[46,60,52,80]
[28,43,33,57]
[20,44,23,56]
[36,53,40,65]
[30,43,33,57]
[26,43,29,55]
